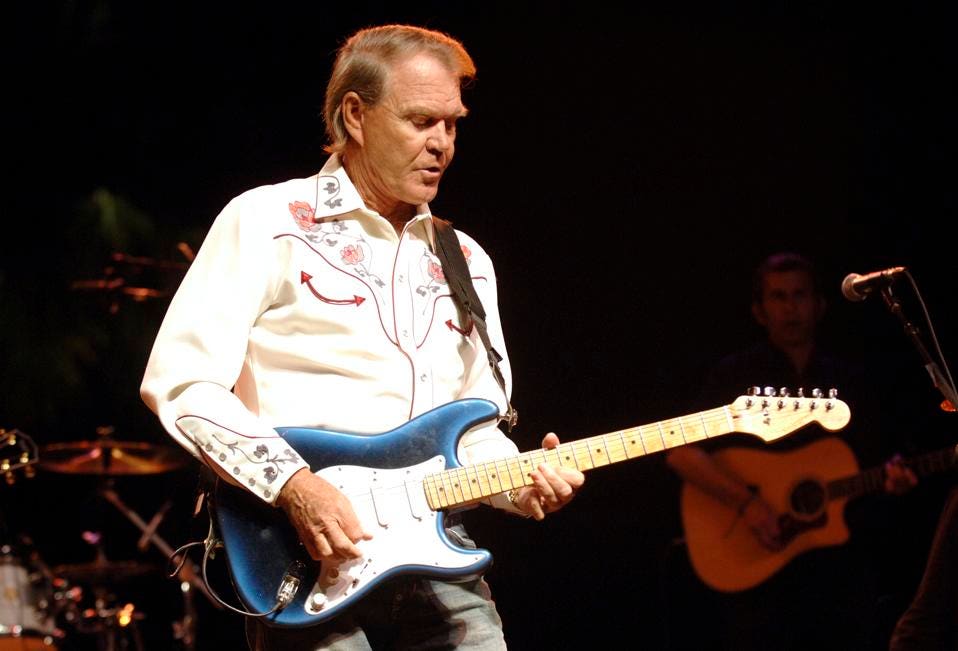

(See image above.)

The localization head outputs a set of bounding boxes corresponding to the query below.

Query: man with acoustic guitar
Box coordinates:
[666,252,917,650]
[141,24,584,650]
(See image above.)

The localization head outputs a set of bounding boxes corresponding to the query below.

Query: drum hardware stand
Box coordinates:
[77,586,145,651]
[98,487,220,651]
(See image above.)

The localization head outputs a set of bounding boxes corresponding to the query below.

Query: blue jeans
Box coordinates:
[246,527,507,650]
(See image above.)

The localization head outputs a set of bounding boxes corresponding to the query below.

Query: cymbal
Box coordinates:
[52,559,156,584]
[39,441,188,475]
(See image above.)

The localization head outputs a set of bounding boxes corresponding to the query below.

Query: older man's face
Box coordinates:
[354,53,466,215]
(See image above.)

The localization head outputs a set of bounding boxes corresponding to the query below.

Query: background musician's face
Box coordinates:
[752,270,825,350]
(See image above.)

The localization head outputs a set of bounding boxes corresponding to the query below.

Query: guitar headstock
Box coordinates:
[1,428,39,485]
[728,387,851,442]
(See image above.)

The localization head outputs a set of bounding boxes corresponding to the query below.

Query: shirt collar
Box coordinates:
[313,154,434,244]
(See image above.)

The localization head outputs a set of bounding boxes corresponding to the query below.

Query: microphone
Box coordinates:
[841,266,907,302]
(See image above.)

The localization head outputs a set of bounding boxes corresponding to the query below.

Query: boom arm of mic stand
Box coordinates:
[98,487,222,609]
[879,287,958,409]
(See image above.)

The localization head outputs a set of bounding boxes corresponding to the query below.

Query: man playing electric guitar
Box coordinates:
[666,252,917,651]
[141,25,584,650]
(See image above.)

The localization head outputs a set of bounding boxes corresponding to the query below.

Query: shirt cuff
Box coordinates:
[175,415,310,504]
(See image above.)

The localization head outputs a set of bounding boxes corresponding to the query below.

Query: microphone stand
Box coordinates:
[879,286,958,410]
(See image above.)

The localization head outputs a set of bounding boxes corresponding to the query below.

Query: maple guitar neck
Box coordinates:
[424,393,851,510]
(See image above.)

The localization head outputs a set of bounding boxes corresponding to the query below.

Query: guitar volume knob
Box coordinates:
[311,592,328,610]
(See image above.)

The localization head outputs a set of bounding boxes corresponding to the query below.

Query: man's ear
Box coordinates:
[751,300,768,327]
[342,91,365,146]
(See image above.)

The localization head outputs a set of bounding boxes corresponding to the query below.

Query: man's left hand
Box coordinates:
[884,454,918,495]
[513,432,585,520]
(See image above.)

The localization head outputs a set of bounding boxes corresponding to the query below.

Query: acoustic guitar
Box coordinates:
[681,437,957,592]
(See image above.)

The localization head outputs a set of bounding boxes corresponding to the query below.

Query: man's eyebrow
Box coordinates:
[401,105,469,119]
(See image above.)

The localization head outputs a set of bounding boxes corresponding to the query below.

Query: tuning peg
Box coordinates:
[747,386,761,396]
[812,388,823,398]
[778,387,790,397]
[763,386,774,397]
[828,388,838,399]
[796,388,805,398]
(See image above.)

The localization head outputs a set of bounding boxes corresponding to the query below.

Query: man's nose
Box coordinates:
[427,124,452,154]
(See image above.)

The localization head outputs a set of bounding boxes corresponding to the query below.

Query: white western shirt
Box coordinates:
[141,155,519,510]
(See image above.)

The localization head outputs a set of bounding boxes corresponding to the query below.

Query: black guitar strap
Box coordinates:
[432,217,517,432]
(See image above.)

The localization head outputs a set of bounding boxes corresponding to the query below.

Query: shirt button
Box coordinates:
[402,329,409,337]
[419,373,428,382]
[398,274,405,282]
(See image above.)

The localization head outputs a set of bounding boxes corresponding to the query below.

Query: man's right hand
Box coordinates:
[742,497,784,551]
[275,468,373,564]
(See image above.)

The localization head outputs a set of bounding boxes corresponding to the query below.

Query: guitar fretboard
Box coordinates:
[423,406,737,510]
[828,445,958,500]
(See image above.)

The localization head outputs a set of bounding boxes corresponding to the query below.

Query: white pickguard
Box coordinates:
[301,456,485,616]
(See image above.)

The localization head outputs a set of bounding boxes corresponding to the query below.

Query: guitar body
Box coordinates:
[681,437,859,593]
[214,398,499,628]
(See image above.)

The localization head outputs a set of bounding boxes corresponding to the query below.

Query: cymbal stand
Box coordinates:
[99,487,219,651]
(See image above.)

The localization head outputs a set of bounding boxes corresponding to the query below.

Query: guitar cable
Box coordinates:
[168,517,307,618]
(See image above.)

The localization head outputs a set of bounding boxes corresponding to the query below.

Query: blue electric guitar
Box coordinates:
[215,392,850,627]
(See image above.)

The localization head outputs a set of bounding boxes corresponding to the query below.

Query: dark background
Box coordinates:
[4,2,956,649]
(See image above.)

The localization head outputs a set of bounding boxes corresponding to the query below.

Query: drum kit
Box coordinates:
[1,246,211,651]
[0,427,215,651]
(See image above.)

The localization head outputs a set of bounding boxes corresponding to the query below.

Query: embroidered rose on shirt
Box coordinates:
[427,261,446,283]
[461,245,471,262]
[288,201,317,231]
[416,254,448,298]
[328,239,385,288]
[341,244,365,265]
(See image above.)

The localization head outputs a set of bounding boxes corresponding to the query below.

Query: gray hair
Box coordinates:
[323,24,476,153]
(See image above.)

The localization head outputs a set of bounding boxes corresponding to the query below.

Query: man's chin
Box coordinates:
[405,184,440,206]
